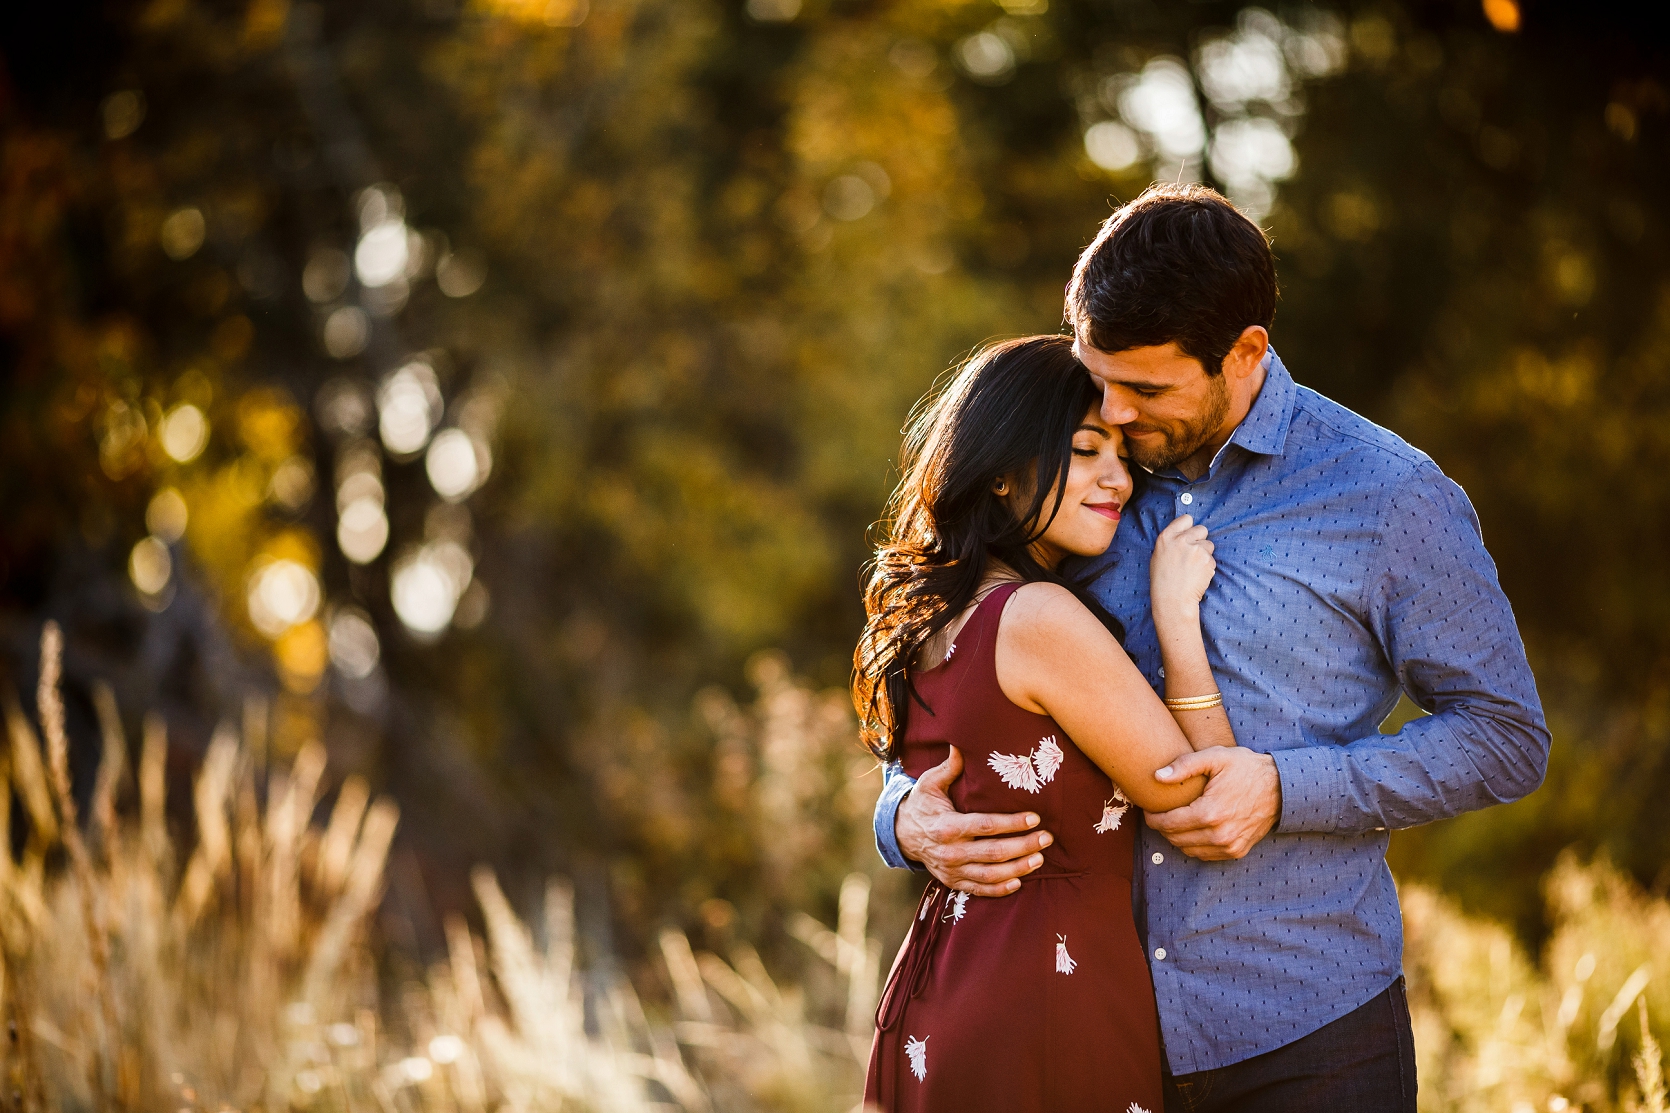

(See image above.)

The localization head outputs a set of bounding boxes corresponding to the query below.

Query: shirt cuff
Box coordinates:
[874,765,926,871]
[1271,746,1351,835]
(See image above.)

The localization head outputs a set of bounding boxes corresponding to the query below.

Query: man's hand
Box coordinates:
[896,747,1052,896]
[1146,748,1281,861]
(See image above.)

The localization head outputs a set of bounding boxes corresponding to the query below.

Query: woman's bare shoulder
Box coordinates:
[994,582,1128,712]
[999,582,1111,648]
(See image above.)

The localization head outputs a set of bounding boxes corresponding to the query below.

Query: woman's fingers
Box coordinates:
[1158,514,1195,538]
[1153,516,1216,600]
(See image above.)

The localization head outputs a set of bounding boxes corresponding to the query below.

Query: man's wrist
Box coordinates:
[1263,751,1283,829]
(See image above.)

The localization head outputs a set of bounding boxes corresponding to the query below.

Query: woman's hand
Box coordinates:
[1150,515,1216,617]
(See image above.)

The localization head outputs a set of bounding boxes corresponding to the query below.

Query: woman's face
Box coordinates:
[1003,406,1134,570]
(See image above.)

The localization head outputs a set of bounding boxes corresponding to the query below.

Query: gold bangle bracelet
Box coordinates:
[1164,693,1223,711]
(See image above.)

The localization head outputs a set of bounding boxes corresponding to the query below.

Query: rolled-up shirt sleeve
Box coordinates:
[874,762,925,870]
[1274,462,1550,834]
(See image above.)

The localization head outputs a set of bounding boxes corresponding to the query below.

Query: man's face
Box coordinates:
[1072,338,1230,472]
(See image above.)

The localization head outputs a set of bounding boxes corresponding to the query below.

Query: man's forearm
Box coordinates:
[873,763,924,870]
[1273,465,1551,836]
[1273,704,1550,835]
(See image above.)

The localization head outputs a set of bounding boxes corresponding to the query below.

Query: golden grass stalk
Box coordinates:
[4,690,57,847]
[90,681,127,862]
[1636,996,1667,1113]
[37,621,122,1109]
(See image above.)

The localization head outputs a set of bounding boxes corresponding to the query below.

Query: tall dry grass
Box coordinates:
[1404,850,1670,1113]
[2,625,883,1112]
[13,617,1670,1112]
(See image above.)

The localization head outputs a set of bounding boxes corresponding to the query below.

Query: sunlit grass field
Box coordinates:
[5,624,1666,1113]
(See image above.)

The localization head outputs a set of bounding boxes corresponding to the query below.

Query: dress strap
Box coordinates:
[957,580,1023,679]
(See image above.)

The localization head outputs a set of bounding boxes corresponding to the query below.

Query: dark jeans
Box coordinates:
[1162,978,1417,1113]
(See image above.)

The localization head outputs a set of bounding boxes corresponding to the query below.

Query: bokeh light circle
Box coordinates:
[146,488,189,542]
[328,608,381,679]
[338,498,390,564]
[247,559,322,638]
[129,537,172,595]
[161,404,210,463]
[425,429,481,500]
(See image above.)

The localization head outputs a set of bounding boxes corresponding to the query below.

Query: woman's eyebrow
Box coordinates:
[1074,424,1111,437]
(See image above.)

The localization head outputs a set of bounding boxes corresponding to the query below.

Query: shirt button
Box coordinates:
[1154,947,1167,961]
[1151,852,1164,865]
[1180,492,1194,506]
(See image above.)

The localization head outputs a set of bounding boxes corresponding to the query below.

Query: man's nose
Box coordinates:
[1100,389,1139,426]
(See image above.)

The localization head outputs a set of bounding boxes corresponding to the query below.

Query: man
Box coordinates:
[871,183,1549,1111]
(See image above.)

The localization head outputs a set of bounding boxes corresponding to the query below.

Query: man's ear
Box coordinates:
[1224,326,1269,380]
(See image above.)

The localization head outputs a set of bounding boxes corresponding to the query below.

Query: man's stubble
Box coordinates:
[1126,372,1232,473]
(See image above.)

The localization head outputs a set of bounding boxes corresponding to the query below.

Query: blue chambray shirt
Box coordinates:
[872,349,1549,1074]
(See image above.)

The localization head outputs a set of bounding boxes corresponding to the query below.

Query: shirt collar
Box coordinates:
[1132,347,1299,482]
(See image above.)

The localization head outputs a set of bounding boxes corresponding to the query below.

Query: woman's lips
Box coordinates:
[1087,503,1122,522]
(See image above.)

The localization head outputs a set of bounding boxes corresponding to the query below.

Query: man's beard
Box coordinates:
[1125,373,1231,472]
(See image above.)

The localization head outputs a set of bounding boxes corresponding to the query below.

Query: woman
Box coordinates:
[855,335,1236,1112]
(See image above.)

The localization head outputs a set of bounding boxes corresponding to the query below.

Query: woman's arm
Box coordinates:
[995,584,1208,813]
[1150,515,1237,752]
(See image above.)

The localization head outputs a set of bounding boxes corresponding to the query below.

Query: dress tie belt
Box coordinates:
[874,870,1092,1034]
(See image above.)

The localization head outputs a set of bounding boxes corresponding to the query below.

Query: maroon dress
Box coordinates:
[865,583,1165,1113]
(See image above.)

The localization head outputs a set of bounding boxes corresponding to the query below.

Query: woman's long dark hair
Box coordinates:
[853,335,1124,763]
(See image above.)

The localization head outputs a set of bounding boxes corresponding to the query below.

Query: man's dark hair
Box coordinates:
[1065,183,1277,376]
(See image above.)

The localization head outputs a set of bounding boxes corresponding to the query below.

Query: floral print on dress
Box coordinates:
[1033,735,1064,782]
[1094,785,1133,833]
[988,751,1041,793]
[1128,1105,1153,1113]
[905,1035,929,1081]
[1055,934,1077,975]
[988,735,1066,794]
[943,892,969,923]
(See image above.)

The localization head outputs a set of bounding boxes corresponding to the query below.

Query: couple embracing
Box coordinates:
[853,184,1549,1112]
